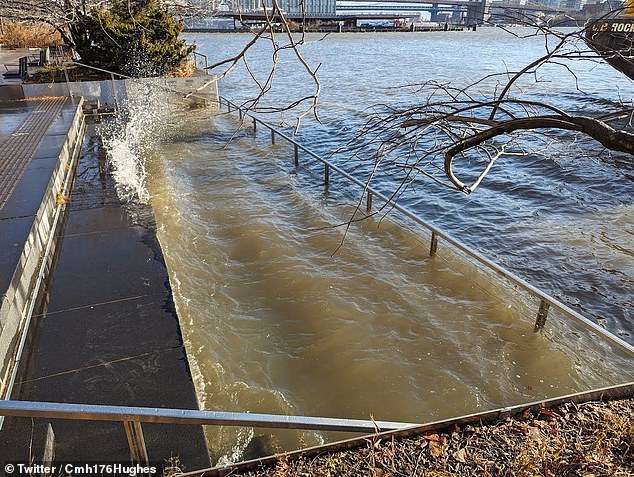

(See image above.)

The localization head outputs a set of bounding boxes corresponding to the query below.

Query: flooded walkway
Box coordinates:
[141,109,634,464]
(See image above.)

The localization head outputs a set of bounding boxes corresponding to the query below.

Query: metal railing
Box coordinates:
[0,400,416,465]
[216,94,634,358]
[191,51,209,71]
[61,60,217,111]
[61,61,124,114]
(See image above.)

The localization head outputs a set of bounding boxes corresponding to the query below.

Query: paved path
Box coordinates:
[0,124,211,470]
[0,97,66,210]
[0,48,32,86]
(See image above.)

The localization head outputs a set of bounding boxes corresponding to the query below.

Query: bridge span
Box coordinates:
[183,0,567,30]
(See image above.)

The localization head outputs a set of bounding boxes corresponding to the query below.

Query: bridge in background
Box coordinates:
[182,0,569,30]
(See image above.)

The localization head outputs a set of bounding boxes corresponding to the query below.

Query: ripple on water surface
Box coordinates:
[142,106,633,464]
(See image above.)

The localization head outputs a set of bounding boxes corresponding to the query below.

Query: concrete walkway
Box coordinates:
[0,48,36,86]
[0,88,210,469]
[0,125,210,468]
[0,97,77,307]
[0,97,65,209]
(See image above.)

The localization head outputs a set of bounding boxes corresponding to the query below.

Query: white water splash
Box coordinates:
[216,427,255,468]
[99,80,176,203]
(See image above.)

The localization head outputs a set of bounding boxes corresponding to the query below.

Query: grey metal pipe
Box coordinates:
[0,401,416,433]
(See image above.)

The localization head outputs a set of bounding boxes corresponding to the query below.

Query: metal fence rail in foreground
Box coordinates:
[217,94,634,358]
[0,400,416,464]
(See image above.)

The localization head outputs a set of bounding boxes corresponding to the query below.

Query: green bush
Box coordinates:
[73,0,195,77]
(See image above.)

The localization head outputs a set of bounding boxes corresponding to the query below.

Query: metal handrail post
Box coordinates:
[62,65,73,99]
[133,421,149,465]
[430,231,439,257]
[110,73,119,114]
[534,300,550,331]
[123,420,150,465]
[123,421,141,463]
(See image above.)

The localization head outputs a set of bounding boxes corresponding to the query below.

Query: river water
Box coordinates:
[106,28,633,464]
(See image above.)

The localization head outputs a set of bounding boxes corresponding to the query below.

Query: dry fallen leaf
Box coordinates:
[539,408,561,419]
[527,426,542,441]
[453,448,467,463]
[429,435,448,457]
[371,468,393,477]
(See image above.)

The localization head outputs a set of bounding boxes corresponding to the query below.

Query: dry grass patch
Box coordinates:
[0,22,62,49]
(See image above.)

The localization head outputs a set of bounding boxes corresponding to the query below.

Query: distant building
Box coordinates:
[581,0,623,17]
[230,0,336,15]
[436,12,452,22]
[562,0,582,9]
[526,0,562,8]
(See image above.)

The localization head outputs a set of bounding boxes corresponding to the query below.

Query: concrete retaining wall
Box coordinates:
[0,100,86,402]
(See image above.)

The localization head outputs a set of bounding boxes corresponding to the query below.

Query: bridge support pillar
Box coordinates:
[466,0,486,25]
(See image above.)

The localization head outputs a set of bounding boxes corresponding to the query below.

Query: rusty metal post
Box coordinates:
[271,130,275,145]
[366,191,373,213]
[324,164,330,189]
[294,145,299,167]
[534,300,550,331]
[430,231,438,257]
[253,118,257,133]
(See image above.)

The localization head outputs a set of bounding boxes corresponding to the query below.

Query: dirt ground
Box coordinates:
[230,399,634,477]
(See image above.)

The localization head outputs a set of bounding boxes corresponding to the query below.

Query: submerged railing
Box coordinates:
[216,94,634,357]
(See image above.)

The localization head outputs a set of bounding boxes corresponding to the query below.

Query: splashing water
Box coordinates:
[99,80,179,203]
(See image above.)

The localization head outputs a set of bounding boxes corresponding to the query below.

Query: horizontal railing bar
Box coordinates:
[67,62,218,100]
[70,61,131,78]
[0,401,416,433]
[218,95,634,357]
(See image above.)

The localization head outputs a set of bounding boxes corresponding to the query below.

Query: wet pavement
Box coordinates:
[0,48,35,86]
[0,93,210,469]
[0,97,77,308]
